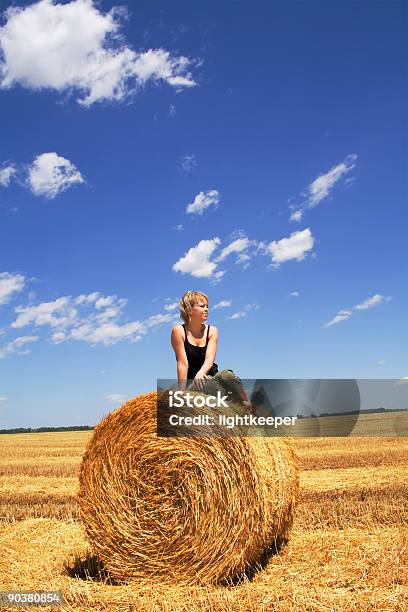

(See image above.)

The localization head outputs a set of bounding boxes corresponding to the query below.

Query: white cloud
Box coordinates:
[227,303,259,321]
[289,210,303,223]
[94,305,125,323]
[164,301,179,311]
[324,309,352,328]
[71,320,144,344]
[51,331,66,344]
[265,228,314,266]
[27,152,84,199]
[131,49,195,90]
[94,295,127,311]
[0,396,7,401]
[307,154,357,208]
[0,164,16,186]
[395,377,408,386]
[179,154,197,175]
[71,311,177,345]
[173,229,312,280]
[289,154,357,221]
[377,360,386,365]
[213,300,231,309]
[169,104,176,116]
[12,297,77,329]
[173,224,184,231]
[324,293,391,328]
[354,294,391,310]
[211,270,226,284]
[227,311,245,320]
[172,237,221,278]
[186,190,219,215]
[290,291,300,297]
[105,393,128,404]
[213,235,258,270]
[144,313,176,329]
[0,272,25,305]
[1,154,84,198]
[0,335,39,359]
[236,253,251,265]
[9,288,178,348]
[74,292,100,305]
[0,0,196,106]
[215,238,250,262]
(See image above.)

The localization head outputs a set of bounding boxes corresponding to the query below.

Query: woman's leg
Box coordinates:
[214,369,249,404]
[186,376,224,396]
[187,370,251,409]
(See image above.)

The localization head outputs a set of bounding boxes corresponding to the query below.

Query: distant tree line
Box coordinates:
[0,425,94,434]
[298,407,407,418]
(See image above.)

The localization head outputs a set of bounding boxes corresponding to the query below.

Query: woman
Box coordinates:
[171,290,250,405]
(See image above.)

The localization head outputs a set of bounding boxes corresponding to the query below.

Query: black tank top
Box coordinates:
[182,324,218,380]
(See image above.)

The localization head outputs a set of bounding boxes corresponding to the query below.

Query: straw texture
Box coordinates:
[77,391,299,585]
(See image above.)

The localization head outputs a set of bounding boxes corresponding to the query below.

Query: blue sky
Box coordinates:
[0,0,407,428]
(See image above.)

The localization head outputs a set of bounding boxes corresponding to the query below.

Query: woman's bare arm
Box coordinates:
[171,326,189,390]
[194,326,218,383]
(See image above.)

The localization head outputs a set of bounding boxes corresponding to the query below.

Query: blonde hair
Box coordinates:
[179,291,209,323]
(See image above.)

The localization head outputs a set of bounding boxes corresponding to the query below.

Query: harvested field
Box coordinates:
[297,436,408,469]
[300,464,407,491]
[0,519,406,611]
[0,416,407,611]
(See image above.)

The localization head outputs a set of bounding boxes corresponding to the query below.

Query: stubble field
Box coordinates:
[0,415,407,611]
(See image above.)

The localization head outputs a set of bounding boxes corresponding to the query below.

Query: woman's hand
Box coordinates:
[193,371,209,391]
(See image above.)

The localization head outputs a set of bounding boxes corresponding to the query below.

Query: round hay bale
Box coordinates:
[77,391,299,585]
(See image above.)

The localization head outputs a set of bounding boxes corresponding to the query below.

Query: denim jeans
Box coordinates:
[187,369,248,405]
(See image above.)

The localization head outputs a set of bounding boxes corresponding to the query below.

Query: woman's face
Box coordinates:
[190,297,208,323]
